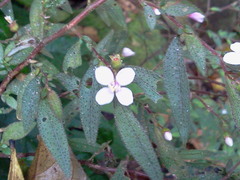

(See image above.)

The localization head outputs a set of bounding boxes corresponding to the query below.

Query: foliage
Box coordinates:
[0,0,240,179]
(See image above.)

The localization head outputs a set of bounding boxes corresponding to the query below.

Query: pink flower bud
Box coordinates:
[225,136,233,147]
[164,131,173,141]
[188,12,205,23]
[122,47,135,57]
[153,8,161,16]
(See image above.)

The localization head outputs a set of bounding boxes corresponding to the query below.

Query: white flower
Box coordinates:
[95,66,135,106]
[164,131,173,141]
[225,136,233,147]
[153,8,161,16]
[223,42,240,65]
[188,12,205,23]
[122,47,135,57]
[221,109,227,115]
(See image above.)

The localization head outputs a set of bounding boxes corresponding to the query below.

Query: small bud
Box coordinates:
[9,21,19,32]
[110,54,122,69]
[122,47,135,57]
[225,136,233,147]
[188,12,205,23]
[153,8,161,16]
[164,131,173,141]
[221,109,227,115]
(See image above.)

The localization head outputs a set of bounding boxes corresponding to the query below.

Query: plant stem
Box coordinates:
[221,161,240,180]
[0,0,10,8]
[0,0,107,96]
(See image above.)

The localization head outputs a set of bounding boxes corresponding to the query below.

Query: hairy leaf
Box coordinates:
[30,0,44,39]
[163,38,191,143]
[8,47,34,65]
[164,1,202,16]
[96,0,126,28]
[111,162,129,180]
[79,65,101,145]
[63,40,82,73]
[131,66,162,103]
[115,104,163,180]
[225,78,240,127]
[183,33,206,76]
[69,138,100,153]
[47,89,63,121]
[1,121,36,145]
[143,3,156,30]
[63,98,79,126]
[37,99,72,178]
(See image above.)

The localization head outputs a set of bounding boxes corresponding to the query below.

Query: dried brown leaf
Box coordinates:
[8,147,24,180]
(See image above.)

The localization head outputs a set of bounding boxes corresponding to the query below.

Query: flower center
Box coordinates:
[108,81,121,92]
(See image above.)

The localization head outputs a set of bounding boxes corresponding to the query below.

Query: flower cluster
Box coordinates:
[95,66,135,106]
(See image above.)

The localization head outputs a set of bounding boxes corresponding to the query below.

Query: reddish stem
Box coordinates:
[0,0,10,8]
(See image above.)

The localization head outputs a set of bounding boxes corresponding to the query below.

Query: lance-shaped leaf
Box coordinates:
[37,99,72,178]
[154,126,189,179]
[1,121,36,145]
[30,0,45,39]
[163,38,191,143]
[131,66,162,103]
[47,89,63,121]
[63,40,82,73]
[21,76,41,131]
[114,104,163,180]
[163,1,202,16]
[183,33,206,76]
[111,161,129,180]
[225,78,240,127]
[8,147,24,180]
[79,65,101,145]
[44,0,72,13]
[96,0,126,28]
[143,3,156,30]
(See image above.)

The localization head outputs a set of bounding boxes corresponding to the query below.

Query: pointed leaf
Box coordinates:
[183,33,206,75]
[0,0,14,20]
[8,147,24,180]
[225,78,240,127]
[30,0,45,39]
[111,162,129,180]
[115,104,163,180]
[69,138,100,153]
[131,66,162,103]
[47,89,63,121]
[79,65,101,145]
[37,99,72,178]
[63,40,82,73]
[1,121,36,145]
[163,38,191,143]
[143,3,156,30]
[164,1,202,16]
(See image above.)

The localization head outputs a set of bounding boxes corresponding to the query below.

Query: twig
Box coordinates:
[221,161,240,180]
[0,0,107,96]
[0,0,10,8]
[188,76,226,87]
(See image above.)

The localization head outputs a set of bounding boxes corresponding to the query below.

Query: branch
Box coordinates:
[221,161,240,180]
[0,0,107,96]
[0,0,10,8]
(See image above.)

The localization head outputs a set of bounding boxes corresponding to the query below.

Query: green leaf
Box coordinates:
[143,3,156,30]
[69,138,100,153]
[164,1,202,16]
[79,64,101,145]
[183,33,206,76]
[111,162,129,180]
[131,66,162,103]
[0,0,14,20]
[96,0,126,28]
[7,47,34,65]
[114,104,163,180]
[37,99,72,178]
[96,30,114,55]
[1,94,17,109]
[16,72,39,121]
[163,38,191,143]
[1,121,36,145]
[56,73,80,96]
[154,126,189,179]
[30,0,44,39]
[0,43,3,65]
[63,39,82,73]
[225,78,240,127]
[63,98,79,126]
[47,89,63,121]
[41,59,60,75]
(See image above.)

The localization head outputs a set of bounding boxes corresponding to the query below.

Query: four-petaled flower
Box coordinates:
[223,42,240,65]
[95,66,135,106]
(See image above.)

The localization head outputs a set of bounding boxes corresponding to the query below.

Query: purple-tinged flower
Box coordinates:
[95,66,135,106]
[188,12,205,23]
[223,42,240,65]
[164,131,173,141]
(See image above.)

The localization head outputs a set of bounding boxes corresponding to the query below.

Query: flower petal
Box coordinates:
[95,87,114,105]
[223,52,240,65]
[230,42,240,53]
[188,12,205,23]
[116,68,135,86]
[116,87,133,106]
[122,47,136,57]
[95,66,114,85]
